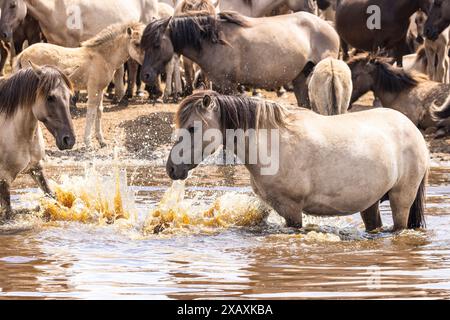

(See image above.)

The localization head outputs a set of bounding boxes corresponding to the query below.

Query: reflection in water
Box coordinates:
[0,164,450,299]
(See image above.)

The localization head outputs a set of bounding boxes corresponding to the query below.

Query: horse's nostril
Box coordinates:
[1,32,8,39]
[63,136,71,147]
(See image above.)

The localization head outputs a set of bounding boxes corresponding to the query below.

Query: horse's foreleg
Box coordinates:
[183,57,195,96]
[271,199,304,229]
[84,92,101,148]
[27,164,54,198]
[173,55,182,102]
[0,180,12,221]
[0,42,8,77]
[124,60,139,105]
[163,58,175,103]
[94,95,106,148]
[113,66,125,103]
[360,201,382,232]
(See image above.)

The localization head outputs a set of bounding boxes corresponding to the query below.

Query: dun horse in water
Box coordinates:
[308,57,353,115]
[15,22,145,149]
[0,64,75,222]
[336,0,433,65]
[166,91,429,231]
[348,54,450,131]
[140,11,340,107]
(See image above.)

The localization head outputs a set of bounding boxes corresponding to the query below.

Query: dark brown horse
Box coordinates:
[0,12,44,76]
[424,0,450,40]
[336,0,433,66]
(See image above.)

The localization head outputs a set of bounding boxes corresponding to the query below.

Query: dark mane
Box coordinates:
[0,67,72,118]
[142,12,250,52]
[348,54,419,93]
[176,90,289,132]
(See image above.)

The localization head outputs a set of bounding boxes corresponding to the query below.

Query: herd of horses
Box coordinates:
[2,0,450,233]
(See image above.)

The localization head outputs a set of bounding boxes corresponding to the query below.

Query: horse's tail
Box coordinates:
[329,59,338,115]
[408,173,427,229]
[432,96,450,121]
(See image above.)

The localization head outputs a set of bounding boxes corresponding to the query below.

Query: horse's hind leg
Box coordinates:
[113,66,125,103]
[27,164,53,198]
[0,180,12,221]
[389,187,419,231]
[84,90,103,148]
[163,57,175,103]
[360,201,382,232]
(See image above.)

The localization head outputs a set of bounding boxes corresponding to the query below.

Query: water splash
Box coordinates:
[142,180,270,235]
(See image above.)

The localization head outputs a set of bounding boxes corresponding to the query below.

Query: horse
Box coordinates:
[414,10,450,83]
[424,0,450,41]
[0,13,43,76]
[0,0,159,103]
[174,0,218,96]
[166,91,429,231]
[140,12,340,107]
[217,0,317,17]
[0,64,75,222]
[15,22,145,149]
[308,57,352,116]
[348,54,450,130]
[336,0,433,65]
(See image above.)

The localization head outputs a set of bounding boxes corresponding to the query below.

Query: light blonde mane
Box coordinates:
[82,22,141,48]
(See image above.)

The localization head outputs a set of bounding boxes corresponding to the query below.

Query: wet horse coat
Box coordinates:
[167,91,429,231]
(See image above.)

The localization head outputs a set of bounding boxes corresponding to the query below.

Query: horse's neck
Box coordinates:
[251,0,285,17]
[373,89,400,108]
[7,107,38,145]
[86,36,131,71]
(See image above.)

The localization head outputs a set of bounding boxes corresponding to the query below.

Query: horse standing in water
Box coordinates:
[15,22,145,148]
[336,0,433,65]
[166,91,429,231]
[0,64,75,222]
[140,12,340,107]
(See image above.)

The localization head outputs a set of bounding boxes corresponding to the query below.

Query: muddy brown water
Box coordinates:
[0,162,450,300]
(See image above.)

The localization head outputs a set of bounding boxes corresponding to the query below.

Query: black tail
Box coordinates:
[407,175,427,229]
[433,97,450,120]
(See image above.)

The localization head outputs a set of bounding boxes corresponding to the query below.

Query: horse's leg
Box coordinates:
[183,57,194,96]
[163,57,175,103]
[437,44,447,83]
[389,186,418,231]
[124,60,139,105]
[0,180,12,221]
[270,198,304,228]
[113,66,125,104]
[341,39,349,61]
[0,42,8,77]
[173,55,182,103]
[95,94,107,148]
[393,38,410,68]
[293,63,314,108]
[360,201,382,232]
[26,164,54,198]
[84,91,101,148]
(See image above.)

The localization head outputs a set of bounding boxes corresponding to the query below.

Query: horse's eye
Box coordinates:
[47,95,56,102]
[10,2,17,9]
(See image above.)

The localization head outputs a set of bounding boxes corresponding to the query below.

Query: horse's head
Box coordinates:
[286,0,317,13]
[141,17,174,85]
[415,10,427,44]
[167,91,221,180]
[425,0,450,40]
[0,0,27,41]
[29,63,76,151]
[126,23,146,65]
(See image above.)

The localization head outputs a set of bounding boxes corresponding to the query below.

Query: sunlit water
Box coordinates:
[1,161,450,300]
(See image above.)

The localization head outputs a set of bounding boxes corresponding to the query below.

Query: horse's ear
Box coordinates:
[202,95,213,109]
[28,60,43,78]
[214,0,221,9]
[162,17,172,31]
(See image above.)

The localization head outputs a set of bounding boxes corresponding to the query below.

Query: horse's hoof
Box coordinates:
[163,96,170,104]
[136,90,146,98]
[99,141,107,149]
[118,98,129,107]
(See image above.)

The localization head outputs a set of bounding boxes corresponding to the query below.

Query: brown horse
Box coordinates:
[424,0,450,40]
[336,0,433,65]
[348,54,450,130]
[140,11,340,106]
[0,64,75,222]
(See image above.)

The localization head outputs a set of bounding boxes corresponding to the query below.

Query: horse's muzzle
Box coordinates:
[424,26,440,41]
[56,134,76,151]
